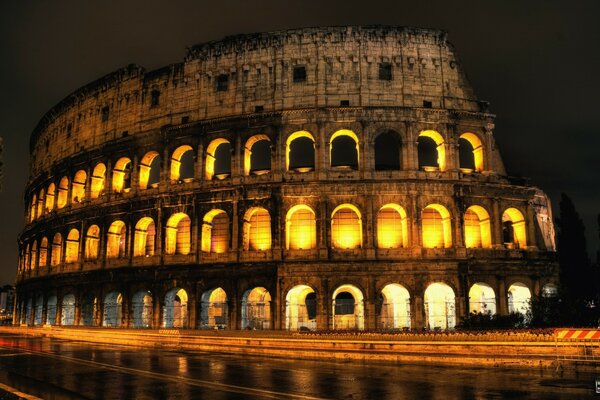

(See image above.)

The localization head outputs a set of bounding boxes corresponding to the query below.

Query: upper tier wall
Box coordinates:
[30,26,480,177]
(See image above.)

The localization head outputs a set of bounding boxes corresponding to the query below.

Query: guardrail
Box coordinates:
[555,329,600,366]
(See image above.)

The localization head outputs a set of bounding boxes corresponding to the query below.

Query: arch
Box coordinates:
[139,151,161,189]
[332,284,365,330]
[422,204,452,249]
[39,237,48,268]
[50,233,62,266]
[170,145,194,182]
[29,194,37,222]
[163,288,188,328]
[377,204,408,249]
[331,204,362,249]
[23,244,30,272]
[45,183,55,212]
[542,283,559,298]
[502,208,527,248]
[34,295,44,326]
[459,132,484,172]
[106,220,127,259]
[286,131,315,171]
[102,291,123,327]
[200,287,228,329]
[201,209,229,253]
[244,134,271,176]
[90,163,106,199]
[374,130,402,171]
[71,170,87,203]
[380,283,411,330]
[424,282,456,330]
[242,207,272,251]
[285,284,317,331]
[134,217,156,257]
[84,225,100,260]
[112,157,132,193]
[205,139,231,180]
[508,282,531,316]
[80,294,97,326]
[57,176,69,208]
[464,205,492,249]
[286,204,317,250]
[418,130,446,171]
[165,212,191,255]
[29,241,37,270]
[330,129,359,169]
[46,295,57,325]
[61,294,76,326]
[65,228,80,263]
[132,290,153,328]
[36,188,45,219]
[468,283,496,314]
[241,287,271,330]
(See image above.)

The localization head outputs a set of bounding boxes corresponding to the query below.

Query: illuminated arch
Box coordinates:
[424,282,455,329]
[502,208,527,248]
[170,145,194,182]
[422,204,452,248]
[112,157,132,193]
[45,183,55,212]
[243,207,272,251]
[418,130,446,171]
[132,290,153,328]
[65,228,80,263]
[241,287,272,330]
[46,296,57,325]
[106,220,127,258]
[39,237,48,268]
[29,194,37,222]
[90,163,106,199]
[61,294,76,326]
[244,134,271,176]
[469,283,496,314]
[36,189,45,219]
[103,291,123,327]
[33,295,44,325]
[71,170,87,203]
[84,225,100,260]
[29,241,37,270]
[285,284,317,331]
[286,131,315,171]
[163,288,188,328]
[23,244,30,272]
[201,209,229,253]
[332,284,365,330]
[286,204,317,250]
[330,129,359,169]
[377,204,408,249]
[200,287,228,329]
[134,217,156,257]
[205,139,231,180]
[464,205,492,249]
[459,132,484,172]
[57,176,69,208]
[508,282,531,316]
[50,233,62,266]
[380,284,411,330]
[165,213,191,255]
[331,204,362,249]
[139,151,161,189]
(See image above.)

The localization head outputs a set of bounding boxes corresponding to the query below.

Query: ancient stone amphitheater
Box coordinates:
[15,26,558,331]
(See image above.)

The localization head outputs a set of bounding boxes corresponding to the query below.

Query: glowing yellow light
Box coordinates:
[332,284,365,330]
[45,183,55,212]
[503,208,527,248]
[90,163,106,199]
[170,145,193,181]
[380,284,411,329]
[460,132,484,172]
[285,284,315,330]
[286,205,316,250]
[377,204,408,249]
[106,220,126,258]
[139,151,159,189]
[464,205,492,249]
[133,217,155,257]
[424,282,455,329]
[286,131,315,171]
[468,283,496,314]
[508,282,531,315]
[418,130,446,171]
[57,176,69,208]
[422,204,452,248]
[243,207,271,251]
[329,129,360,167]
[201,209,229,253]
[71,170,86,203]
[85,225,100,260]
[112,157,131,193]
[331,204,362,249]
[243,135,271,176]
[39,237,48,267]
[51,233,62,266]
[205,139,230,180]
[165,213,191,255]
[36,189,45,218]
[64,229,80,263]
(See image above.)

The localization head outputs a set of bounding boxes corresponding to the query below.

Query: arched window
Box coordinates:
[422,204,452,248]
[377,204,408,248]
[71,170,86,203]
[61,294,76,326]
[51,233,62,266]
[112,157,132,193]
[201,210,229,253]
[507,282,531,316]
[502,208,527,249]
[29,241,37,270]
[65,228,80,263]
[46,296,57,325]
[57,176,69,208]
[90,163,106,199]
[163,288,188,328]
[285,285,317,331]
[134,217,156,257]
[84,225,100,260]
[286,131,315,172]
[464,205,492,248]
[330,130,359,169]
[459,133,484,172]
[45,183,55,212]
[103,291,123,327]
[106,220,127,258]
[205,139,231,180]
[29,194,37,222]
[243,207,272,251]
[469,283,496,314]
[332,285,365,330]
[37,189,45,218]
[170,145,194,182]
[165,213,191,255]
[200,288,228,329]
[139,151,161,189]
[241,287,271,330]
[244,135,271,176]
[418,130,446,171]
[331,204,362,249]
[374,130,402,171]
[380,284,410,329]
[424,282,456,329]
[132,290,153,328]
[39,237,48,268]
[286,205,317,250]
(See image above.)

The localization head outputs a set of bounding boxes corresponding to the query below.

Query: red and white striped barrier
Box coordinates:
[556,329,600,340]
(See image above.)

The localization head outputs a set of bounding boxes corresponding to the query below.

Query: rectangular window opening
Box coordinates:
[101,106,110,122]
[423,100,432,108]
[293,65,306,83]
[216,74,229,91]
[150,90,160,107]
[378,63,392,81]
[340,100,350,107]
[254,105,264,113]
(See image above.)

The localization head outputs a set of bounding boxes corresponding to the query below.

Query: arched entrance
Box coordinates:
[163,288,188,328]
[424,282,456,330]
[61,294,76,326]
[80,294,97,326]
[34,295,44,326]
[332,285,364,330]
[285,285,317,331]
[46,296,57,325]
[132,291,153,328]
[103,291,123,327]
[241,287,271,330]
[508,282,531,316]
[380,284,410,330]
[200,288,228,329]
[469,283,496,314]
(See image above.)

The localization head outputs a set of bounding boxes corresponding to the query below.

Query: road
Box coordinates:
[0,333,597,399]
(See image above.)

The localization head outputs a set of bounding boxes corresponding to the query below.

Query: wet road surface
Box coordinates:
[0,333,598,399]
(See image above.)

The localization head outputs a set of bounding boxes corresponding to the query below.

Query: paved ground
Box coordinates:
[0,333,598,399]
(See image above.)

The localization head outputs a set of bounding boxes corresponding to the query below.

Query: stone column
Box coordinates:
[497,279,507,315]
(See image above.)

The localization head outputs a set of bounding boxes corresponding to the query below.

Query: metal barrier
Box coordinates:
[555,329,600,365]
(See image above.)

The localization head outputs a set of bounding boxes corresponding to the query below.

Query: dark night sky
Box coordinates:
[1,0,599,285]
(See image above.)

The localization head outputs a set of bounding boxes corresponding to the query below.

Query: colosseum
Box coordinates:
[15,26,558,332]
